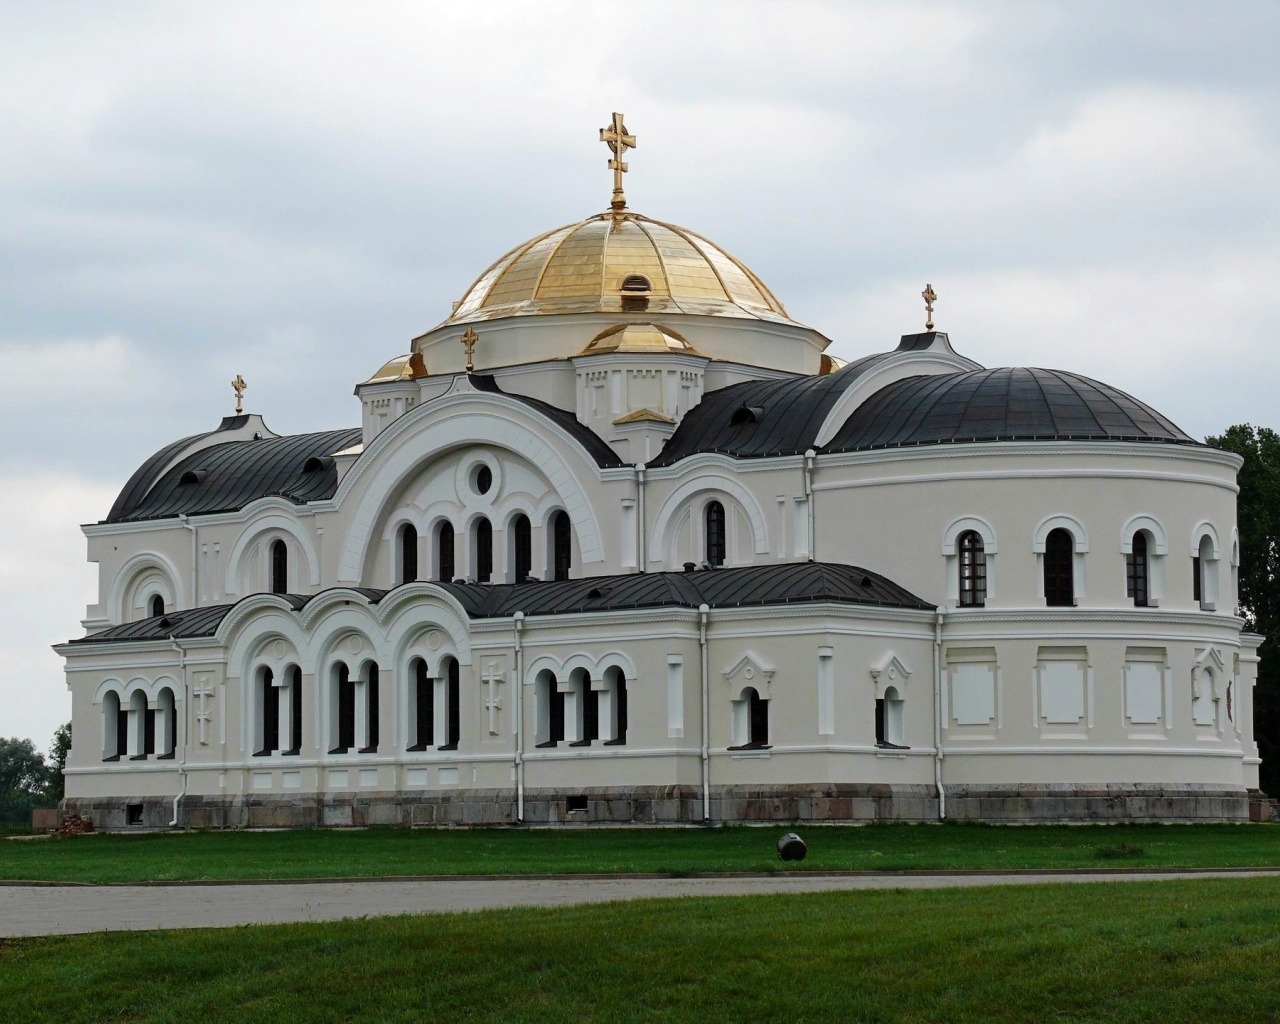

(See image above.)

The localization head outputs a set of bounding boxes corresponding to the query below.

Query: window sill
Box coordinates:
[406,743,427,752]
[728,743,772,752]
[102,754,121,763]
[157,752,175,761]
[282,749,300,757]
[602,738,626,746]
[129,754,148,761]
[569,739,592,747]
[535,740,558,749]
[358,745,378,754]
[438,743,458,752]
[328,747,350,755]
[876,742,909,751]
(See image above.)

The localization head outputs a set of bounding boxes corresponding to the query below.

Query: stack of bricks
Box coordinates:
[56,813,94,836]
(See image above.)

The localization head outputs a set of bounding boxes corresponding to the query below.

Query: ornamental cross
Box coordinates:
[922,284,937,332]
[231,374,247,415]
[460,327,479,373]
[194,686,215,745]
[482,662,504,736]
[599,112,636,211]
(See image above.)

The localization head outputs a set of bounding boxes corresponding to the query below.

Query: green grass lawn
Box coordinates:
[5,878,1280,1022]
[2,822,1279,883]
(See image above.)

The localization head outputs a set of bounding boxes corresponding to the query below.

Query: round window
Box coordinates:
[474,464,493,495]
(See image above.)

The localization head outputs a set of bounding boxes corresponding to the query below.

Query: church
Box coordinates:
[56,115,1262,828]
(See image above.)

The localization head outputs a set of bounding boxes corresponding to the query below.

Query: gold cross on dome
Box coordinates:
[460,327,479,373]
[599,112,636,211]
[922,284,937,332]
[231,374,247,414]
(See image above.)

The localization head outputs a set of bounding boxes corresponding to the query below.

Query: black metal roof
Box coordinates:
[469,375,625,468]
[823,367,1198,452]
[106,428,363,523]
[69,562,930,644]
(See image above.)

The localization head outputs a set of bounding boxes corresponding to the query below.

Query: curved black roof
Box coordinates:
[650,353,1196,467]
[823,367,1197,452]
[106,428,362,523]
[70,561,930,643]
[470,375,624,468]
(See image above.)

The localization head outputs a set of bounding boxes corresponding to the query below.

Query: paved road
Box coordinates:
[4,870,1278,937]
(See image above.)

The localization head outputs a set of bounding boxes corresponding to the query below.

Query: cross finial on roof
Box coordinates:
[231,374,247,414]
[922,283,937,332]
[460,326,479,373]
[599,112,636,211]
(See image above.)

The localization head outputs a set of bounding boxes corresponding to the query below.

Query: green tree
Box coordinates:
[47,722,71,804]
[1206,424,1280,796]
[0,737,52,823]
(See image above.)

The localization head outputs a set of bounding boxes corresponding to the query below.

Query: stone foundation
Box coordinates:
[63,781,1252,830]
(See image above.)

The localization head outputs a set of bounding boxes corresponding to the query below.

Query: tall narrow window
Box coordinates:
[748,688,769,746]
[443,658,461,749]
[159,687,177,758]
[362,664,380,753]
[474,518,493,582]
[1044,528,1075,607]
[143,706,157,757]
[1126,531,1150,608]
[399,523,418,584]
[111,693,127,761]
[958,530,986,608]
[333,663,355,753]
[552,511,572,581]
[512,514,532,583]
[411,659,433,750]
[1195,534,1216,609]
[876,687,906,747]
[256,667,279,756]
[270,539,288,594]
[705,501,726,567]
[437,522,455,583]
[149,594,164,618]
[603,667,628,745]
[287,666,302,755]
[1193,554,1202,603]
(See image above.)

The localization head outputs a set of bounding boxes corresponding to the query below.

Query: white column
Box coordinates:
[354,679,368,750]
[563,681,582,743]
[434,676,449,747]
[278,676,293,752]
[597,682,614,742]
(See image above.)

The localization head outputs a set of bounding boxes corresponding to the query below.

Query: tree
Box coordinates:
[1206,424,1280,796]
[47,722,71,804]
[0,737,52,824]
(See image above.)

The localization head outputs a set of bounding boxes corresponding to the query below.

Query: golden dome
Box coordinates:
[445,211,793,326]
[580,322,696,356]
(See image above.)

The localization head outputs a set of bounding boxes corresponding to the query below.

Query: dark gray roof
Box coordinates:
[470,375,625,468]
[823,367,1198,452]
[106,428,362,523]
[650,338,1196,467]
[69,562,930,644]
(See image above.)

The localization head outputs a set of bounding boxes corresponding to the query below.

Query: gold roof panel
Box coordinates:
[439,210,794,328]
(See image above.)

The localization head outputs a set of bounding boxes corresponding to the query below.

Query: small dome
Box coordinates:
[580,323,696,356]
[445,211,793,326]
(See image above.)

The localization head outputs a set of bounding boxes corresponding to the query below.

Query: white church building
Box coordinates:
[57,116,1262,828]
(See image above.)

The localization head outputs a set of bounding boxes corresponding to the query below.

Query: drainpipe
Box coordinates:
[635,464,647,572]
[933,607,946,821]
[803,450,816,561]
[513,611,525,823]
[180,514,198,606]
[169,638,188,827]
[698,603,710,822]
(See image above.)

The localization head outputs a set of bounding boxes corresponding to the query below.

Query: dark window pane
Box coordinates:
[400,524,418,584]
[414,660,433,749]
[1044,528,1075,607]
[1128,532,1149,607]
[336,664,355,753]
[365,664,379,752]
[875,697,886,745]
[706,501,726,567]
[475,518,493,582]
[513,515,531,583]
[289,667,302,754]
[270,540,288,595]
[438,522,455,582]
[552,511,572,581]
[958,531,986,607]
[748,689,769,746]
[445,659,460,749]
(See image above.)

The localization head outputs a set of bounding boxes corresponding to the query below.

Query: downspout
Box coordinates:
[699,603,710,823]
[513,612,525,823]
[180,514,198,606]
[933,607,946,821]
[803,450,816,561]
[635,464,647,572]
[169,638,188,827]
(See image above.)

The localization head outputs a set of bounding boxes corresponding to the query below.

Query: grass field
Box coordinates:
[2,822,1279,883]
[4,877,1280,1022]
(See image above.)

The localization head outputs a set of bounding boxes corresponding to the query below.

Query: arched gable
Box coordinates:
[224,513,322,596]
[650,473,769,567]
[109,552,185,623]
[1120,515,1169,555]
[942,516,998,555]
[1033,514,1090,553]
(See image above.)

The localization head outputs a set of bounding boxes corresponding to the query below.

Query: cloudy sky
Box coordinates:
[3,0,1279,749]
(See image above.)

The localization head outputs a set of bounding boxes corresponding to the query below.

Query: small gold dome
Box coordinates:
[445,211,792,326]
[580,322,696,356]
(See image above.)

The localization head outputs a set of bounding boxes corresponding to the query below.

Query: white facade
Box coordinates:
[57,198,1261,828]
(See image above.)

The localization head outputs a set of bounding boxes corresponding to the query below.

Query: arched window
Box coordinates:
[732,687,769,749]
[362,663,380,753]
[705,501,726,567]
[437,522,455,582]
[474,518,493,583]
[1127,531,1150,608]
[958,531,986,608]
[1195,534,1217,610]
[552,511,572,581]
[603,666,628,745]
[285,666,302,755]
[331,663,355,754]
[149,594,164,619]
[410,658,433,751]
[535,671,564,747]
[127,690,148,760]
[103,691,123,761]
[398,523,418,584]
[255,667,279,756]
[441,657,460,750]
[512,514,532,583]
[1044,528,1075,607]
[567,670,594,746]
[876,685,906,747]
[270,539,288,595]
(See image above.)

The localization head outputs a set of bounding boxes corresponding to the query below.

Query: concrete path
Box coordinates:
[4,870,1278,937]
